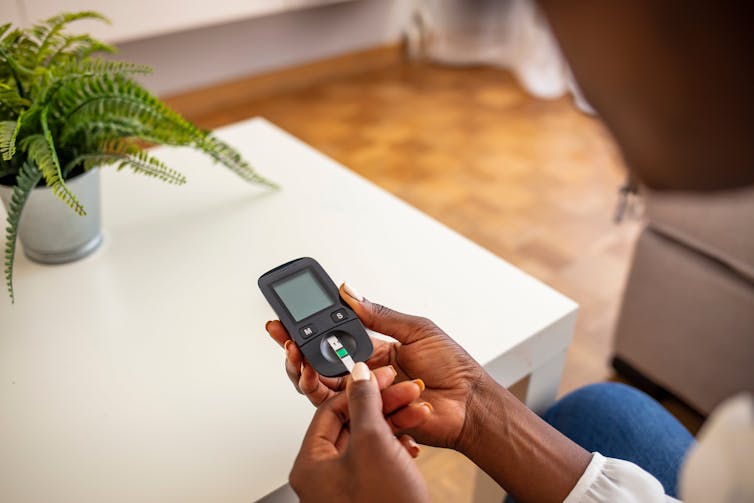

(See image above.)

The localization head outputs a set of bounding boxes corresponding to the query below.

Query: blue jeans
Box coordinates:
[542,382,695,498]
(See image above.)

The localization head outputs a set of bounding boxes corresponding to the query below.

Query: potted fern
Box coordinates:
[0,12,275,302]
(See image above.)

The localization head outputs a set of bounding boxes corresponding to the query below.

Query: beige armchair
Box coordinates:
[612,186,754,415]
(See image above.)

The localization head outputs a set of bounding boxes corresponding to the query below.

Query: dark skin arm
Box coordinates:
[458,373,591,502]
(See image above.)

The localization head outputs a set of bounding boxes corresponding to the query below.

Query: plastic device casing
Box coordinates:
[258,257,373,377]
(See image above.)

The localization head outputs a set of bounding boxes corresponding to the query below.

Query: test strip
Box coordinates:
[326,335,355,373]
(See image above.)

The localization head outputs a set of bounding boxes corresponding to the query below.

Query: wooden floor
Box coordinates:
[167,57,701,503]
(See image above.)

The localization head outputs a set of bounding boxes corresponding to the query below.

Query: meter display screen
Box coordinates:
[272,269,334,321]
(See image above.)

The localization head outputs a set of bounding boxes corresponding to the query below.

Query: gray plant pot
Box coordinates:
[0,168,102,264]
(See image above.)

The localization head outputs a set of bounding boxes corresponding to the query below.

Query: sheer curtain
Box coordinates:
[410,0,594,112]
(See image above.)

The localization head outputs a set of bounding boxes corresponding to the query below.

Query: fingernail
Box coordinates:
[413,379,425,392]
[421,402,433,413]
[265,320,273,331]
[284,340,293,353]
[343,282,363,302]
[388,365,397,377]
[351,361,371,382]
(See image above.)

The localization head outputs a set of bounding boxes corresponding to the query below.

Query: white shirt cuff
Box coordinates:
[563,452,680,503]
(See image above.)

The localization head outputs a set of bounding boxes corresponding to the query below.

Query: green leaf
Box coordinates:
[0,82,31,113]
[0,46,29,98]
[0,23,12,42]
[5,106,37,161]
[56,74,195,147]
[4,160,43,302]
[38,59,152,107]
[115,151,187,185]
[58,58,152,78]
[20,133,86,216]
[50,74,275,187]
[198,135,278,188]
[45,34,114,66]
[63,149,187,185]
[1,120,16,159]
[33,11,110,65]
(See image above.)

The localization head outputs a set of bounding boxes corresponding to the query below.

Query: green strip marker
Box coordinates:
[327,335,356,373]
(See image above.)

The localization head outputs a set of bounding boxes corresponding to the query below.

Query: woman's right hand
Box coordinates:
[267,282,487,450]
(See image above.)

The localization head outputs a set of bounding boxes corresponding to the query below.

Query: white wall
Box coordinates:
[4,0,25,26]
[111,0,412,96]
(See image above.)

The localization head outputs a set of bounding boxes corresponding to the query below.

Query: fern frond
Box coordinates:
[63,147,186,185]
[55,74,275,186]
[46,34,114,66]
[33,11,109,39]
[20,133,86,216]
[33,12,110,65]
[0,27,24,50]
[4,160,43,302]
[0,46,29,98]
[2,105,36,161]
[58,58,151,78]
[56,75,192,145]
[39,59,152,107]
[115,151,187,185]
[0,23,11,42]
[62,120,150,154]
[0,82,30,113]
[198,135,278,188]
[61,103,187,147]
[0,120,16,159]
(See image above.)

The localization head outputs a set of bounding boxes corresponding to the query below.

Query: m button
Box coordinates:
[300,325,317,338]
[331,309,348,323]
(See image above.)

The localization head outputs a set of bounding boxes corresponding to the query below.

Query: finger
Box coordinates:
[298,363,396,407]
[298,404,343,459]
[381,379,424,415]
[319,374,347,392]
[346,362,390,437]
[298,368,399,457]
[387,402,433,432]
[373,365,398,390]
[266,320,291,347]
[300,362,337,406]
[340,283,433,344]
[397,434,421,458]
[365,337,397,370]
[284,341,303,393]
[312,365,399,418]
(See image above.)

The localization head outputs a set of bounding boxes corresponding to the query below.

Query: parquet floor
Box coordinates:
[168,59,700,503]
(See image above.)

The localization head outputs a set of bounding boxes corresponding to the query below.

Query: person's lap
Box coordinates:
[541,382,695,498]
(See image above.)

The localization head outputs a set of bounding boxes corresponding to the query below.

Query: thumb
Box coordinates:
[340,283,431,344]
[346,362,391,436]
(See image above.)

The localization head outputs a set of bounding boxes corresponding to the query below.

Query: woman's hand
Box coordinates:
[267,283,485,449]
[290,362,430,503]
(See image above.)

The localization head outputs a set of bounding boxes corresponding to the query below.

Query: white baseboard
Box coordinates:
[114,0,413,96]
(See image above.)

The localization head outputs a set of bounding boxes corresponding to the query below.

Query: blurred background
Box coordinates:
[9,0,749,501]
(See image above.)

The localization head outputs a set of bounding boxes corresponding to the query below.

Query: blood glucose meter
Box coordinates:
[258,257,373,377]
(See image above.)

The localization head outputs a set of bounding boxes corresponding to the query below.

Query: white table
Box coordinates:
[0,118,577,503]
